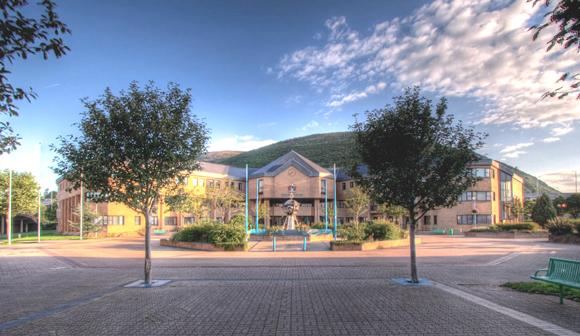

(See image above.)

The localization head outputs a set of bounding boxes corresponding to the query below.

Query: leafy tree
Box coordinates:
[319,201,335,226]
[44,200,57,222]
[51,81,210,285]
[531,192,558,226]
[529,0,580,99]
[68,202,104,237]
[552,194,567,215]
[508,197,524,221]
[349,86,486,283]
[0,170,41,222]
[344,185,369,229]
[205,179,245,222]
[377,203,407,224]
[524,199,536,219]
[565,193,580,218]
[0,0,71,154]
[165,190,207,225]
[252,202,270,226]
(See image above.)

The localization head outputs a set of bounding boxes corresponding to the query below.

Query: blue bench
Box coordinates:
[431,229,445,234]
[153,230,167,235]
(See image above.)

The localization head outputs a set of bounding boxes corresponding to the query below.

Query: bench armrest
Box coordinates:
[534,269,548,277]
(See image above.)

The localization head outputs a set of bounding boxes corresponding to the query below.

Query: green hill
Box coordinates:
[218,132,358,168]
[219,132,559,194]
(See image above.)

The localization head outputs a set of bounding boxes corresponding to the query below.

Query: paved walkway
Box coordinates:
[0,236,579,335]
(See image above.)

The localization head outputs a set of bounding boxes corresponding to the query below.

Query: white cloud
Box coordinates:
[537,171,576,192]
[502,150,527,158]
[326,82,387,106]
[276,1,580,127]
[209,135,277,152]
[543,137,560,143]
[499,142,534,153]
[258,122,277,127]
[301,120,319,131]
[313,32,322,40]
[550,124,574,136]
[285,94,304,105]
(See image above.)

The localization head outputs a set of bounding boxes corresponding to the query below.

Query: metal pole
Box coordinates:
[256,178,259,231]
[473,197,477,228]
[325,179,328,230]
[334,164,337,240]
[80,174,83,240]
[8,146,12,245]
[38,142,41,243]
[245,164,248,232]
[303,237,306,251]
[273,237,276,251]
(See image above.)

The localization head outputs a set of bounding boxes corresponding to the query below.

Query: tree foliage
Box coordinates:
[531,192,558,226]
[344,185,369,229]
[51,81,210,284]
[0,169,40,217]
[565,193,580,218]
[377,203,408,224]
[205,179,245,222]
[68,202,104,237]
[524,199,536,218]
[165,190,207,224]
[529,0,580,99]
[0,0,71,154]
[319,201,335,225]
[252,202,270,224]
[349,86,486,283]
[508,197,524,221]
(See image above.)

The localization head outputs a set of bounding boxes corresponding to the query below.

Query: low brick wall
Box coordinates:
[249,234,334,242]
[331,238,421,251]
[464,232,549,239]
[160,239,248,251]
[549,235,580,245]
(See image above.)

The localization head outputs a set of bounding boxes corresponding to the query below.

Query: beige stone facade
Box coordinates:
[56,152,523,235]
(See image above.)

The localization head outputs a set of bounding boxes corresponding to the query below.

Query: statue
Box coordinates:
[283,184,300,230]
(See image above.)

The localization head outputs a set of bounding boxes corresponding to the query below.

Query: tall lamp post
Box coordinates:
[472,195,478,228]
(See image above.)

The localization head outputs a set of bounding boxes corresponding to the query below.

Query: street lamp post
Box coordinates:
[472,196,477,228]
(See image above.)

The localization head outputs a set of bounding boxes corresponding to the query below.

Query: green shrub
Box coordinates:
[339,225,367,241]
[365,222,408,240]
[496,222,540,232]
[214,242,247,251]
[310,221,326,229]
[546,217,573,236]
[42,222,57,230]
[575,223,580,237]
[209,223,247,244]
[170,221,247,245]
[267,225,285,236]
[330,240,365,246]
[229,214,246,226]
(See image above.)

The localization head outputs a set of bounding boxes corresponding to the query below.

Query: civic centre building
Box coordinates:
[56,151,524,236]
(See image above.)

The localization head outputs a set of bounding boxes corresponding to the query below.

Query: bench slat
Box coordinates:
[531,258,580,304]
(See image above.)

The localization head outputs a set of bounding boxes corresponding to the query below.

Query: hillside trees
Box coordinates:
[350,86,486,283]
[0,0,72,154]
[51,81,210,285]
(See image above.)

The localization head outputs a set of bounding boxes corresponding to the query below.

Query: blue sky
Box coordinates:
[0,0,579,192]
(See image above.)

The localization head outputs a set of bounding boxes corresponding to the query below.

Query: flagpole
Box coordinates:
[245,164,248,232]
[8,146,12,245]
[333,164,337,240]
[38,142,41,243]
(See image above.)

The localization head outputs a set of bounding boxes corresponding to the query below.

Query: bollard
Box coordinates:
[273,237,276,251]
[303,237,306,251]
[449,229,453,235]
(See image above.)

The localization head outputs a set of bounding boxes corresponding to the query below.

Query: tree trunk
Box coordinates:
[144,210,152,285]
[408,205,419,283]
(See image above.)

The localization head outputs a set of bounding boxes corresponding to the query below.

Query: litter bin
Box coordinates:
[449,229,453,235]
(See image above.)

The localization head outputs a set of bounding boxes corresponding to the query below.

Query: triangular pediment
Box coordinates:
[249,151,333,178]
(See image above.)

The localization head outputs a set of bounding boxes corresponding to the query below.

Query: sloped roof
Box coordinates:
[249,151,333,178]
[199,162,253,181]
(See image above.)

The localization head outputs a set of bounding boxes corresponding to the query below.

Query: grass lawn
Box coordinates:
[503,282,580,302]
[0,232,109,245]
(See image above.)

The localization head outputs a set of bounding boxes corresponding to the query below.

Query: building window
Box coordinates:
[134,216,141,226]
[184,217,194,225]
[238,183,243,191]
[346,217,354,223]
[107,216,124,226]
[165,217,177,225]
[342,183,346,190]
[258,179,263,194]
[337,201,345,208]
[301,203,313,207]
[151,217,158,226]
[216,180,221,189]
[434,216,438,225]
[350,181,354,188]
[321,179,326,194]
[472,168,491,178]
[424,216,431,225]
[192,178,198,186]
[337,217,345,224]
[457,215,492,225]
[199,179,205,187]
[209,179,214,188]
[175,176,187,185]
[217,217,223,223]
[459,191,492,202]
[230,182,235,188]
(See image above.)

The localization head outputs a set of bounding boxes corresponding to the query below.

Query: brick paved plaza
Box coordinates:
[1,235,579,335]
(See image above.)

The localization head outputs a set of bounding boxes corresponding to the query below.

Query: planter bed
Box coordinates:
[249,234,334,242]
[549,235,580,245]
[464,232,548,239]
[160,239,248,251]
[330,238,421,251]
